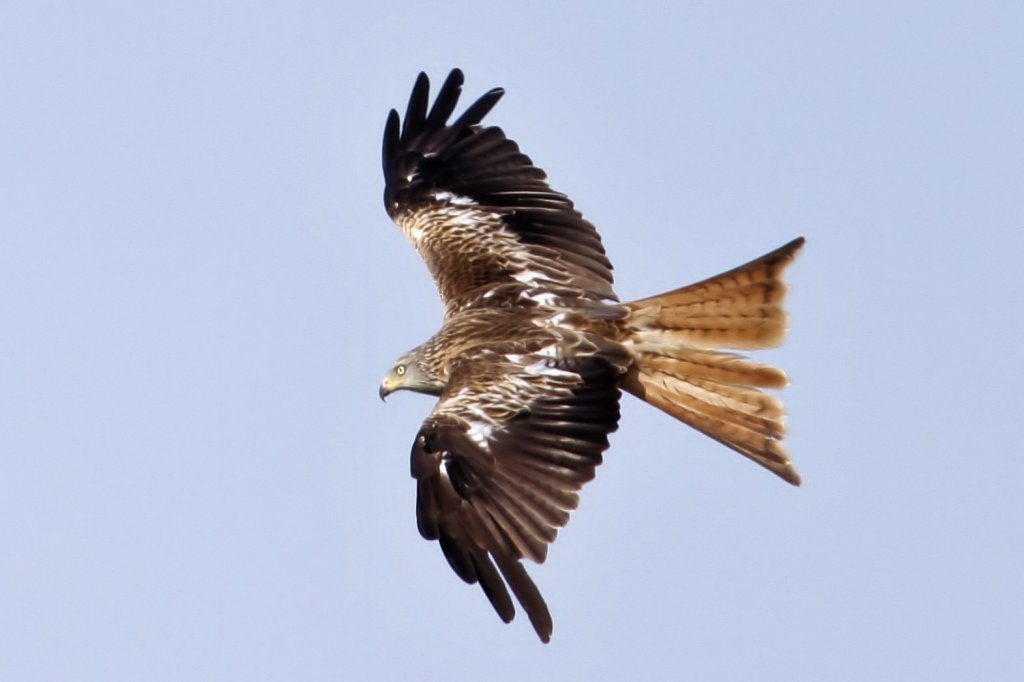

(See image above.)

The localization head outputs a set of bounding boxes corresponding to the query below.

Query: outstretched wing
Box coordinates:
[383,69,617,313]
[410,350,621,642]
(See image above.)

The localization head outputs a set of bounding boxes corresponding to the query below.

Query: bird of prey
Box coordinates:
[378,68,804,643]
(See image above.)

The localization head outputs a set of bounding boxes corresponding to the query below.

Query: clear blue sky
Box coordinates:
[3,2,1022,680]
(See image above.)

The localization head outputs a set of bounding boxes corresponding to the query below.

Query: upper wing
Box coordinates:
[410,350,621,642]
[383,69,617,313]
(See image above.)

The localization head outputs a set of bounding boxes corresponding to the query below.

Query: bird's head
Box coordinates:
[379,347,445,400]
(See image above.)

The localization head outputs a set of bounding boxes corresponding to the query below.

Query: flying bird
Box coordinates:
[379,69,804,642]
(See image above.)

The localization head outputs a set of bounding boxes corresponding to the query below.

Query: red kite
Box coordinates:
[379,69,804,642]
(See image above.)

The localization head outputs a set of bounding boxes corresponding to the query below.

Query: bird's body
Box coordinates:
[378,69,804,642]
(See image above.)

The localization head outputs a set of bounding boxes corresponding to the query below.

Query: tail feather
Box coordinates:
[626,237,804,350]
[638,350,789,389]
[618,237,804,485]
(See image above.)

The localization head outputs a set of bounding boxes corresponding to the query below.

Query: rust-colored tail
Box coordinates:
[618,237,805,485]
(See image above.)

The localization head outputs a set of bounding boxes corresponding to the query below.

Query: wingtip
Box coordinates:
[435,69,465,99]
[483,86,506,107]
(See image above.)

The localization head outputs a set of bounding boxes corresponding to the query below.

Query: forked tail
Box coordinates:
[618,237,805,485]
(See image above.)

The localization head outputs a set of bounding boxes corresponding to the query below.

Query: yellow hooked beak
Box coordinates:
[379,374,399,401]
[380,368,403,401]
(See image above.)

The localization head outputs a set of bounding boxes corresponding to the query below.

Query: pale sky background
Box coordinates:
[3,2,1023,680]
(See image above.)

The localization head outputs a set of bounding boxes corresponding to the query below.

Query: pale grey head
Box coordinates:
[378,344,446,400]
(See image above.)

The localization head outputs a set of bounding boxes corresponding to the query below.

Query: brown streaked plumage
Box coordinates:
[379,68,805,643]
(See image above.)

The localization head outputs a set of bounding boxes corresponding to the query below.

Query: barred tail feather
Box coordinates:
[619,238,804,485]
[625,237,805,350]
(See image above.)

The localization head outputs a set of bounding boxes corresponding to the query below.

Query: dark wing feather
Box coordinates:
[383,69,617,311]
[410,352,621,642]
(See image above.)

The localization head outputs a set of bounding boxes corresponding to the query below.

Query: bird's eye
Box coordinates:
[395,365,406,376]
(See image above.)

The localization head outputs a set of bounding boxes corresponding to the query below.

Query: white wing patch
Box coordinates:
[520,288,558,306]
[432,190,476,206]
[505,352,576,375]
[466,420,494,450]
[512,269,548,286]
